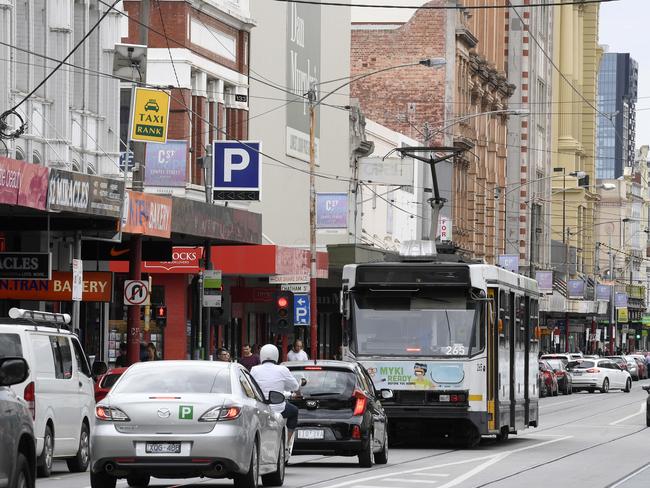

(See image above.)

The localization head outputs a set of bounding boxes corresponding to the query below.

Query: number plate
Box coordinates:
[572,371,582,375]
[145,442,181,454]
[297,429,324,440]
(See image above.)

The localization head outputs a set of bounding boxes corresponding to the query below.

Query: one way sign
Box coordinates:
[294,294,310,326]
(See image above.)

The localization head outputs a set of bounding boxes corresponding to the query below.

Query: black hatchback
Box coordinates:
[285,360,392,467]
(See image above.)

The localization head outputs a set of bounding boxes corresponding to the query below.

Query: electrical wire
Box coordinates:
[271,0,617,9]
[0,0,122,140]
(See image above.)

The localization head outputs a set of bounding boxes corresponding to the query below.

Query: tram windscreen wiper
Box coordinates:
[444,310,452,342]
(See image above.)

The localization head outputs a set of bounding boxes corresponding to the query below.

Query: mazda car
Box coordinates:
[90,361,286,488]
[285,360,391,468]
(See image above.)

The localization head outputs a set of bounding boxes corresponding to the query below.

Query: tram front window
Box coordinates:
[352,290,484,357]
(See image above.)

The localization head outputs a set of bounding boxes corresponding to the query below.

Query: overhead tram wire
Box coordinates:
[0,0,122,140]
[270,0,617,9]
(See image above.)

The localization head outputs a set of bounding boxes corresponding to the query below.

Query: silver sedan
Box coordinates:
[90,361,287,488]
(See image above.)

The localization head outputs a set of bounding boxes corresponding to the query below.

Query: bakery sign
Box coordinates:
[0,252,51,280]
[0,271,112,302]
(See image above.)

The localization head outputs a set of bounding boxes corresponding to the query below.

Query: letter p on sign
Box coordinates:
[223,148,250,182]
[179,405,193,420]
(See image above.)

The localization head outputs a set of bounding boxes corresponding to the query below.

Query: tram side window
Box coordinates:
[529,299,539,352]
[499,290,509,342]
[516,295,526,347]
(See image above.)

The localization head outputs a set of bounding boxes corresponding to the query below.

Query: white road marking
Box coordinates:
[435,454,508,488]
[539,398,584,409]
[319,436,572,488]
[609,463,650,487]
[411,473,451,477]
[382,478,439,484]
[609,402,645,425]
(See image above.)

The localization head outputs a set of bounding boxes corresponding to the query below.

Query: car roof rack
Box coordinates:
[8,308,71,332]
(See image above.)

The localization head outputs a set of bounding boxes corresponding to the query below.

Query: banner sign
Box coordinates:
[316,193,348,229]
[130,87,170,143]
[0,157,49,210]
[498,255,519,273]
[360,360,466,391]
[596,284,611,301]
[535,271,553,294]
[615,292,628,308]
[145,140,187,187]
[439,216,452,242]
[0,252,51,280]
[567,279,585,299]
[72,259,83,301]
[48,169,124,218]
[202,270,223,307]
[121,190,172,238]
[0,271,112,302]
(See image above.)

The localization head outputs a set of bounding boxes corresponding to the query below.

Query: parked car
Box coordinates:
[607,356,638,380]
[538,360,558,397]
[544,358,572,395]
[0,308,95,477]
[629,356,648,380]
[568,358,632,393]
[94,368,127,403]
[91,360,286,488]
[0,356,36,488]
[285,360,390,467]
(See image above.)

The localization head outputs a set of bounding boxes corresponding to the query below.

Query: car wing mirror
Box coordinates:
[380,389,393,400]
[0,357,29,386]
[268,390,285,405]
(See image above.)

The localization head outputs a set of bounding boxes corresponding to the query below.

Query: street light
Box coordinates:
[306,58,446,359]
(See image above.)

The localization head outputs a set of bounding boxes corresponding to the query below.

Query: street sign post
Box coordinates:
[294,293,310,326]
[202,270,223,307]
[72,259,83,302]
[213,141,262,201]
[281,283,310,293]
[124,279,150,306]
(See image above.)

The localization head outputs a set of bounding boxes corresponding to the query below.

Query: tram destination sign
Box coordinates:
[0,252,51,280]
[356,265,470,287]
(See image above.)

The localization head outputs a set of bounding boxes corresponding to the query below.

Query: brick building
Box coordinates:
[351,0,514,263]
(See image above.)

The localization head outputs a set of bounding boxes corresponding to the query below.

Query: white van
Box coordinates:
[0,309,94,477]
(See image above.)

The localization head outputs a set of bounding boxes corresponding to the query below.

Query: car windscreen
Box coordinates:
[112,366,231,394]
[289,367,356,398]
[0,333,23,358]
[546,359,565,370]
[100,372,123,389]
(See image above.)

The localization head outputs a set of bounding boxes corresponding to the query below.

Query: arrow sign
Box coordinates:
[293,293,310,326]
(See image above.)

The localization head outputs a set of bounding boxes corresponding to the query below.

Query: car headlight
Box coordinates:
[96,405,131,422]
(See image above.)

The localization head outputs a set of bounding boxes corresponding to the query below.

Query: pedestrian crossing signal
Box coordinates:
[155,305,167,328]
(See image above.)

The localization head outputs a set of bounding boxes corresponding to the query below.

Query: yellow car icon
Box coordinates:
[144,99,160,112]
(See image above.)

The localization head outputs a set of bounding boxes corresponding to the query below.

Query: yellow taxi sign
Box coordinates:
[617,307,629,323]
[130,87,170,143]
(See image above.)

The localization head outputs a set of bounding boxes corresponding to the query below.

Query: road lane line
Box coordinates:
[608,463,650,487]
[609,402,645,425]
[436,454,507,488]
[382,478,439,484]
[539,398,584,409]
[411,473,450,477]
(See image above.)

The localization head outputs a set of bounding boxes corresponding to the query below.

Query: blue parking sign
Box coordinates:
[213,141,261,201]
[294,294,310,326]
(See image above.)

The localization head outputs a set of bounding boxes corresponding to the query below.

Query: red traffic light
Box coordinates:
[277,297,289,308]
[156,306,167,318]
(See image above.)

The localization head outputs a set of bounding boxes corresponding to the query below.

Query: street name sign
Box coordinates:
[281,283,310,293]
[130,87,170,143]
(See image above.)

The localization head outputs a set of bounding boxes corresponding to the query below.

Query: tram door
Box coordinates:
[487,288,498,432]
[508,291,516,429]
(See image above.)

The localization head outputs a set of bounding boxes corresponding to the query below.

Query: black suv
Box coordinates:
[285,360,392,467]
[0,357,36,488]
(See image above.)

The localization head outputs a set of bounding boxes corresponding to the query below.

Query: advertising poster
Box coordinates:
[145,140,187,187]
[360,361,465,391]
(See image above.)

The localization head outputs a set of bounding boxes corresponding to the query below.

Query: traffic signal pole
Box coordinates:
[127,234,143,364]
[308,87,318,360]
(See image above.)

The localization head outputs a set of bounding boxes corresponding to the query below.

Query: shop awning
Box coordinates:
[212,245,328,278]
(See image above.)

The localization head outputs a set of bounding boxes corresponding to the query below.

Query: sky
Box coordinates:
[599,0,649,149]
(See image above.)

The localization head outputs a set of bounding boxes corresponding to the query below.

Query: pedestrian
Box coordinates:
[144,342,159,361]
[114,342,129,367]
[333,345,343,360]
[287,339,309,361]
[239,343,260,371]
[216,347,231,362]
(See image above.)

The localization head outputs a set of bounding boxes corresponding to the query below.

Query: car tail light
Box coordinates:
[351,425,361,439]
[23,382,35,420]
[199,406,241,422]
[352,390,367,416]
[95,406,130,422]
[586,368,600,373]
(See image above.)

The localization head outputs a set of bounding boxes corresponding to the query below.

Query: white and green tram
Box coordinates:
[341,260,540,445]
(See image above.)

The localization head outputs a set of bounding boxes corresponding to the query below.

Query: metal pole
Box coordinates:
[494,187,500,264]
[609,234,615,355]
[308,86,318,360]
[127,233,142,364]
[204,241,212,359]
[563,170,569,352]
[72,232,81,335]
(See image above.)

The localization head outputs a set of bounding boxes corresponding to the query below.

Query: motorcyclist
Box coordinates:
[251,344,301,443]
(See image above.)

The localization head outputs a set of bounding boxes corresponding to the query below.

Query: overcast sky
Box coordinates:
[598,0,647,148]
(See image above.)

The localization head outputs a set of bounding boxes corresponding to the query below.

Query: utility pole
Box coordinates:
[609,234,615,355]
[494,186,501,264]
[562,169,570,353]
[308,84,318,360]
[126,0,149,365]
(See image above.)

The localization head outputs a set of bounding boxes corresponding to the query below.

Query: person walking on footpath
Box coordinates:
[238,343,260,371]
[287,339,309,361]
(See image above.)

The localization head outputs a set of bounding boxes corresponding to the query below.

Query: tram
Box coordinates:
[341,252,540,446]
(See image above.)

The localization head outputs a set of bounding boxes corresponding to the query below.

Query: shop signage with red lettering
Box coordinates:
[0,271,113,302]
[121,190,172,238]
[143,247,203,273]
[0,157,49,210]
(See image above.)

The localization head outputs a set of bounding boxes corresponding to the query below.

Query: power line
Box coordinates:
[0,0,122,140]
[271,0,616,9]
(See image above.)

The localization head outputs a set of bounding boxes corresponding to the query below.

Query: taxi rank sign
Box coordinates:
[130,87,171,143]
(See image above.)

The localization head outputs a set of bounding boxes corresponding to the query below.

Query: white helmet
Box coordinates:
[260,344,279,363]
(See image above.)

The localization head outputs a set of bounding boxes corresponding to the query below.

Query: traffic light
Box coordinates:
[155,305,167,328]
[272,291,294,334]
